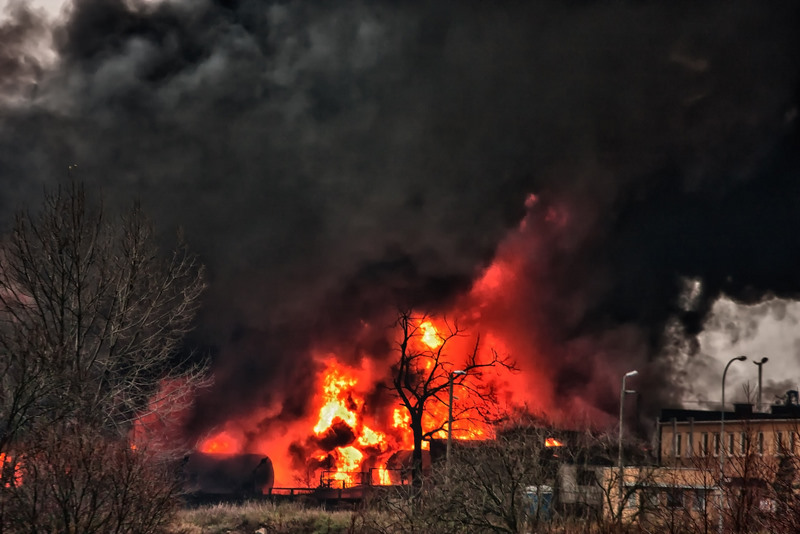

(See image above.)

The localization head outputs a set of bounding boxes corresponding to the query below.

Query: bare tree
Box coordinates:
[649,415,800,534]
[758,424,800,534]
[390,310,515,487]
[0,182,207,441]
[0,182,208,532]
[364,419,558,534]
[440,424,561,533]
[560,429,658,533]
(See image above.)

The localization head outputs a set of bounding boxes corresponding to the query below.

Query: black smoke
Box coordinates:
[0,0,798,438]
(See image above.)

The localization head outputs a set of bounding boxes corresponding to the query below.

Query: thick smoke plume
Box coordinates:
[1,0,799,445]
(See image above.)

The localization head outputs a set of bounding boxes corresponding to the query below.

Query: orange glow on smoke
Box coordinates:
[130,378,195,454]
[545,437,563,447]
[199,431,241,454]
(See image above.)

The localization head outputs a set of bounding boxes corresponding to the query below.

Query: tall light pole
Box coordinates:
[753,357,768,412]
[446,370,467,470]
[618,370,638,509]
[719,355,746,534]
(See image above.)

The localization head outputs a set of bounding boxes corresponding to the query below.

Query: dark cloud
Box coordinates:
[0,0,798,434]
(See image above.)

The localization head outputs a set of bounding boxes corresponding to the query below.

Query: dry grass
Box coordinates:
[169,501,363,534]
[168,498,613,534]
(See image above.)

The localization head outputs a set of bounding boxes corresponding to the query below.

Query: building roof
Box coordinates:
[659,402,800,423]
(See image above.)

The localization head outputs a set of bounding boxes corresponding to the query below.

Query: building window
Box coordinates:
[740,432,747,456]
[641,489,660,511]
[777,432,785,456]
[701,432,709,457]
[577,467,596,486]
[695,489,707,511]
[714,433,720,456]
[758,432,764,455]
[728,433,735,455]
[667,489,684,508]
[675,433,682,457]
[792,431,797,455]
[625,491,638,509]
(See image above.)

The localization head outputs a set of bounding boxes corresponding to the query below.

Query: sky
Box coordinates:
[2,0,67,18]
[1,0,799,441]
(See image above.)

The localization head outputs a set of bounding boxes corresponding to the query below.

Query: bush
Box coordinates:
[0,424,180,534]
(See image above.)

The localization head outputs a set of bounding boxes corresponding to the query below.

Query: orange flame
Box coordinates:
[376,467,392,485]
[312,360,390,485]
[313,367,358,433]
[358,426,387,447]
[545,437,563,447]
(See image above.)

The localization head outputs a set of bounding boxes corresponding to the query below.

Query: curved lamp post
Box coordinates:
[719,355,746,534]
[753,357,768,413]
[618,370,638,508]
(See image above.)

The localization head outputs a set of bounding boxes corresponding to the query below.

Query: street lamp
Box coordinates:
[618,370,638,507]
[446,370,467,470]
[753,357,768,413]
[719,355,746,534]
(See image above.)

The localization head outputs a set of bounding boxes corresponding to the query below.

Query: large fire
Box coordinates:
[197,313,524,487]
[194,195,610,489]
[197,317,506,487]
[311,359,388,486]
[303,321,502,486]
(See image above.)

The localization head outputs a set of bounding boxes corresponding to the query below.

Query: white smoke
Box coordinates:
[683,296,800,408]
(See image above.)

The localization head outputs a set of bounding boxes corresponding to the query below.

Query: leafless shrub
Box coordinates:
[0,423,179,534]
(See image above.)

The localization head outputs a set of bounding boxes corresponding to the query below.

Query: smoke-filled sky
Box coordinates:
[2,0,800,440]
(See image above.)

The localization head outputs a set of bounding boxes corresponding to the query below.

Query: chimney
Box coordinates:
[787,390,799,406]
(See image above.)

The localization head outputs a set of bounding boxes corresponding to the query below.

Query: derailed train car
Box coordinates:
[181,453,274,504]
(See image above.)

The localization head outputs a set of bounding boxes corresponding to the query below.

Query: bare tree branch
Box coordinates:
[389,309,517,487]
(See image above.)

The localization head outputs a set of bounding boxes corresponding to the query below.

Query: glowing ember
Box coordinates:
[545,437,563,447]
